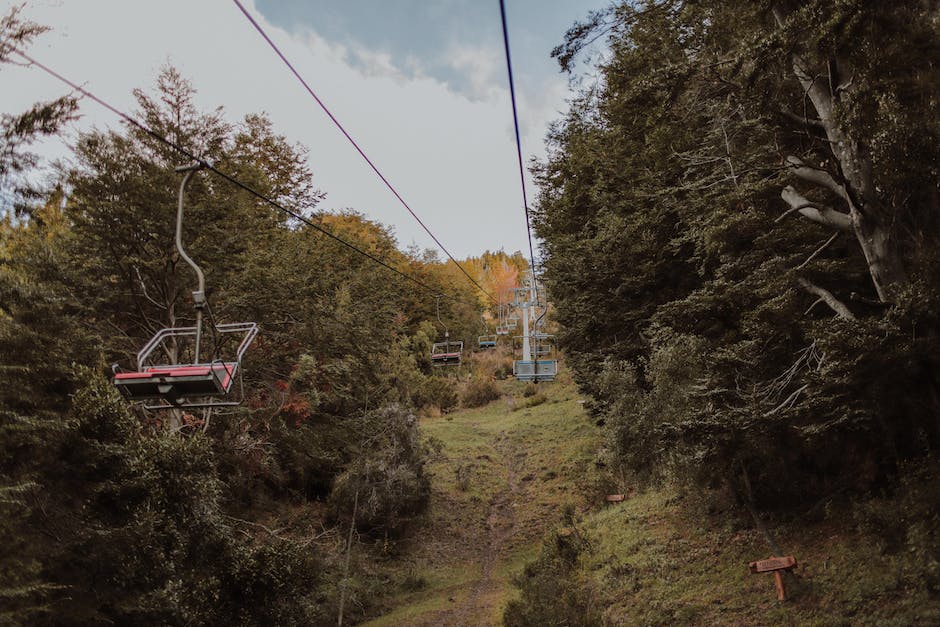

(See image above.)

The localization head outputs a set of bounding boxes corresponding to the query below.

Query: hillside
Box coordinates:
[341,371,940,626]
[365,372,600,625]
[4,2,940,625]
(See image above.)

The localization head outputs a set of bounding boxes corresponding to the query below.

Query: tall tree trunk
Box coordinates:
[773,4,906,302]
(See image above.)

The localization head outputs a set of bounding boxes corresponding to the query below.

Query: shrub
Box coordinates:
[854,462,940,592]
[33,372,322,626]
[455,463,473,491]
[513,393,548,411]
[503,525,601,626]
[329,405,431,536]
[461,378,501,408]
[414,375,458,413]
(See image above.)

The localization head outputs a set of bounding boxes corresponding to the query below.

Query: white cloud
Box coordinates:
[1,0,576,259]
[443,44,503,102]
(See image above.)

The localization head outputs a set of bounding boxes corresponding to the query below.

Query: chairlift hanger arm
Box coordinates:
[174,164,206,302]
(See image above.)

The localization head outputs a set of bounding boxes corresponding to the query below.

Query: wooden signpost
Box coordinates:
[748,555,797,601]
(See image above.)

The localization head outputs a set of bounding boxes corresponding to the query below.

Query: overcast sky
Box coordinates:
[2,0,602,258]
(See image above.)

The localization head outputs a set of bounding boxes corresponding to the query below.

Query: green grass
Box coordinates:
[515,487,940,626]
[363,374,602,625]
[363,368,940,626]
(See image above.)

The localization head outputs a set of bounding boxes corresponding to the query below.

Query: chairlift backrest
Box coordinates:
[431,339,463,366]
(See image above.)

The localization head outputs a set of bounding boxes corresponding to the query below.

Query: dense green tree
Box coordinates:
[0,9,85,622]
[1,43,480,621]
[536,0,940,504]
[0,7,77,212]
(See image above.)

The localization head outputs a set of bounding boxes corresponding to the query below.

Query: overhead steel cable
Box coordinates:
[498,0,538,278]
[232,0,496,305]
[10,47,471,303]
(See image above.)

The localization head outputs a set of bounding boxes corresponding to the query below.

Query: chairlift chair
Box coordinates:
[112,164,259,410]
[532,332,554,356]
[511,300,557,383]
[478,334,498,349]
[113,322,258,408]
[477,313,497,349]
[431,339,464,366]
[430,295,463,366]
[512,334,558,383]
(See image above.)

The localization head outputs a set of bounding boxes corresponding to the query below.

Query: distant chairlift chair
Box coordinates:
[112,164,259,409]
[478,334,498,349]
[431,338,464,366]
[512,298,558,383]
[430,295,463,367]
[478,314,497,349]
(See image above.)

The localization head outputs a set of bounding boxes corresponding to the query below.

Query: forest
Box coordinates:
[3,1,940,625]
[537,0,940,503]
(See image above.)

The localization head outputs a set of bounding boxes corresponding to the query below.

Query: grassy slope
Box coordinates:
[364,373,601,625]
[357,369,939,626]
[565,489,940,626]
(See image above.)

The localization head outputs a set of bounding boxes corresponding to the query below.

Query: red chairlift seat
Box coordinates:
[113,322,258,409]
[114,361,237,402]
[113,165,260,411]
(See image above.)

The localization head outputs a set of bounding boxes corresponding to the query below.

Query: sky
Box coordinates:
[2,0,602,259]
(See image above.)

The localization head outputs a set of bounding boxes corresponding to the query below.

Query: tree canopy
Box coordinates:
[535,0,940,504]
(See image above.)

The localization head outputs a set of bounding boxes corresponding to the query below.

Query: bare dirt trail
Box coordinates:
[362,384,598,627]
[423,434,523,626]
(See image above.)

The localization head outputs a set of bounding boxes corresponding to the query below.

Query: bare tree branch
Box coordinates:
[785,156,847,199]
[780,186,852,231]
[764,384,809,417]
[804,297,825,315]
[798,278,856,320]
[779,108,825,129]
[796,232,840,270]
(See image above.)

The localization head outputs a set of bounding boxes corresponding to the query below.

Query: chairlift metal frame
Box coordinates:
[430,295,463,367]
[112,164,259,409]
[511,285,558,383]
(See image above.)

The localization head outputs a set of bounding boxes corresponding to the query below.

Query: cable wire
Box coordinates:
[498,0,538,278]
[11,47,467,302]
[232,0,496,304]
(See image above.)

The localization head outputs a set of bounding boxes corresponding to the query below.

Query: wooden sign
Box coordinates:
[605,494,625,503]
[749,556,797,573]
[748,555,797,601]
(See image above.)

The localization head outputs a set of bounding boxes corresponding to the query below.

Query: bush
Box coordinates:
[513,393,548,411]
[461,378,501,408]
[503,525,601,626]
[414,375,458,413]
[329,405,431,536]
[854,462,940,592]
[32,372,322,626]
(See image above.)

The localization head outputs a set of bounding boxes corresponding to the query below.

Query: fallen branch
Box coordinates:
[223,515,285,538]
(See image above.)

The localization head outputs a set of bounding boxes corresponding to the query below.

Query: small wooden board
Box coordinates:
[605,494,625,503]
[749,556,797,573]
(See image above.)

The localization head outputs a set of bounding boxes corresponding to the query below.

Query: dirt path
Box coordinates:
[425,434,521,626]
[362,383,598,627]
